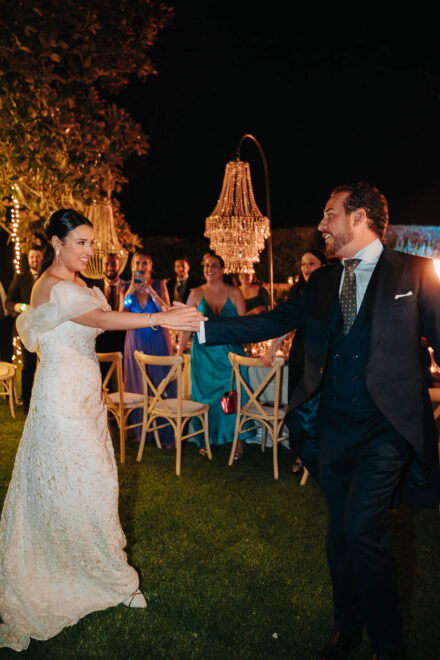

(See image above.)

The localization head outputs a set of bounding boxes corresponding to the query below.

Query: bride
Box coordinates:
[0,209,204,652]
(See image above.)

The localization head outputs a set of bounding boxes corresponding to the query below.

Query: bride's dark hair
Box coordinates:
[42,209,93,272]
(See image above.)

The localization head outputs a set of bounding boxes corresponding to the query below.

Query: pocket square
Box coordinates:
[394,291,413,299]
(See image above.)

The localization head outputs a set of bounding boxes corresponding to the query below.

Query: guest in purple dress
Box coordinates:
[121,252,176,446]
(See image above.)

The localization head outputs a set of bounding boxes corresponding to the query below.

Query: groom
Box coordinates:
[201,182,440,660]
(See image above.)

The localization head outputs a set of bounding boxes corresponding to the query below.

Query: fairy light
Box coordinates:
[10,193,23,365]
[10,195,21,274]
[12,336,23,366]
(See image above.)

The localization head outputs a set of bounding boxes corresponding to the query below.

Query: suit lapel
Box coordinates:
[368,246,405,357]
[313,262,343,317]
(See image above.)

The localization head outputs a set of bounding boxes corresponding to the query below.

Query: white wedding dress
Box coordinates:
[0,281,139,652]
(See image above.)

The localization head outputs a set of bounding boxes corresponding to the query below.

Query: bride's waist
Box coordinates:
[38,350,98,365]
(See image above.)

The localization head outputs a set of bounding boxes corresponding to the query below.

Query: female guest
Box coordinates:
[121,252,176,446]
[0,210,203,652]
[179,254,255,457]
[239,272,270,315]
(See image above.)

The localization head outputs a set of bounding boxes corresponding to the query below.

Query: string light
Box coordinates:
[12,336,23,366]
[10,195,21,274]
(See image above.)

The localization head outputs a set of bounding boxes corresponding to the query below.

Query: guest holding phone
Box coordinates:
[121,252,176,446]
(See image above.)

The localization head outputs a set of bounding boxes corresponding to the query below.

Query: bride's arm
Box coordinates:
[31,276,205,331]
[72,305,205,332]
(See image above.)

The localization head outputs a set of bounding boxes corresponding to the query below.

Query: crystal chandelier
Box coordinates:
[83,200,127,279]
[205,159,270,275]
[205,134,274,307]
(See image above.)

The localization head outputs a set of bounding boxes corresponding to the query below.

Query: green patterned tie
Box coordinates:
[340,259,361,334]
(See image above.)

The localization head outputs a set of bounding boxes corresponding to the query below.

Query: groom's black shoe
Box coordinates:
[321,629,363,659]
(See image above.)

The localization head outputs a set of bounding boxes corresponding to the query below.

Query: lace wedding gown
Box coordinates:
[0,281,139,652]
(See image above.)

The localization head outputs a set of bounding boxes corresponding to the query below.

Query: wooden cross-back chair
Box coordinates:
[228,352,288,479]
[134,351,211,476]
[97,351,144,463]
[0,362,18,418]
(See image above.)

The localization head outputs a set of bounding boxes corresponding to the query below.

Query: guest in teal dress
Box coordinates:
[179,254,255,457]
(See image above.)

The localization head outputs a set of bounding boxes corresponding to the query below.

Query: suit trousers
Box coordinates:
[317,406,410,653]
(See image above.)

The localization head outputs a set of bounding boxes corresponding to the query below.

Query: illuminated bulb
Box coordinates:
[10,195,21,274]
[434,260,440,280]
[12,336,23,366]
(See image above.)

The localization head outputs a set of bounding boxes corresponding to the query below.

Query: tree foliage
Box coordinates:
[0,0,172,249]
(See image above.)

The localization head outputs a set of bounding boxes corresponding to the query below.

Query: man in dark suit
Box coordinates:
[166,258,198,304]
[95,252,127,355]
[6,245,44,411]
[202,182,440,660]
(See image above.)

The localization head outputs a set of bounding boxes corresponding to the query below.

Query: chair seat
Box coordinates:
[152,398,209,414]
[108,391,144,405]
[0,362,15,379]
[246,403,286,418]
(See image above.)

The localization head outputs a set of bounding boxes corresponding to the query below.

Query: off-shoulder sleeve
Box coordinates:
[17,280,111,352]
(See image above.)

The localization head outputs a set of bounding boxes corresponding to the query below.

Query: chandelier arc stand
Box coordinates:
[237,134,273,308]
[205,133,274,308]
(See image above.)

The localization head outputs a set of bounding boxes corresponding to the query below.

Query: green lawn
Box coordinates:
[0,399,439,659]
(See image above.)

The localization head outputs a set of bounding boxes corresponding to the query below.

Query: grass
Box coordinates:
[0,398,440,659]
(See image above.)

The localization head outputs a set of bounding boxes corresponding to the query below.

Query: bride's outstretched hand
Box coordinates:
[158,304,207,331]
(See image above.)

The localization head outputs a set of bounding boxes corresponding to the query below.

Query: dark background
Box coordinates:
[117,1,440,239]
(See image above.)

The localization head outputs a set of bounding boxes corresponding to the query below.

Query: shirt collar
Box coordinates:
[343,238,383,264]
[105,276,120,287]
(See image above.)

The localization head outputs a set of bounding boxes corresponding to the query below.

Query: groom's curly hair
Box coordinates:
[331,182,389,239]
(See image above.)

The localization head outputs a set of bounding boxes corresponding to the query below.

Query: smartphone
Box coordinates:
[134,270,144,284]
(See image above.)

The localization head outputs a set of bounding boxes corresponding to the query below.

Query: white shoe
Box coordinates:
[122,589,147,608]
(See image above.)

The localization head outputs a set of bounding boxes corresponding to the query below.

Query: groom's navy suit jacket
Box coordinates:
[205,246,440,505]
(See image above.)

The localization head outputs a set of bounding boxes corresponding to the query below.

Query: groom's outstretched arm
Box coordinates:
[204,294,305,346]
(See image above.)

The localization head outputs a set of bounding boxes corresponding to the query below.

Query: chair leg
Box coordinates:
[136,418,148,463]
[8,379,15,418]
[300,468,309,486]
[272,432,279,480]
[153,420,162,448]
[203,412,212,459]
[13,376,19,404]
[261,425,267,452]
[175,420,182,476]
[119,423,126,464]
[229,410,242,466]
[228,428,239,466]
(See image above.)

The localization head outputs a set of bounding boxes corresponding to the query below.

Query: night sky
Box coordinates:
[118,2,440,239]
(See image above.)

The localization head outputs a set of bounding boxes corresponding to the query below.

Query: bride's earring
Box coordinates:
[55,248,60,263]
